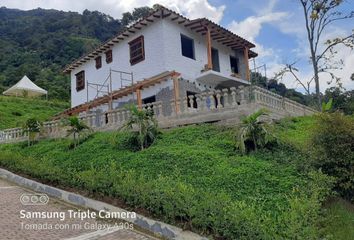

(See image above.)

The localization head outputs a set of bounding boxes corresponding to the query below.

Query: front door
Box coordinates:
[211,48,220,72]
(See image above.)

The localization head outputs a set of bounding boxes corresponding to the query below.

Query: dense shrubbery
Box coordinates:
[0,124,334,239]
[311,112,354,202]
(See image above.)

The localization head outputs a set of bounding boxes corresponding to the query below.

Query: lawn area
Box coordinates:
[0,118,338,239]
[323,198,354,240]
[0,96,69,129]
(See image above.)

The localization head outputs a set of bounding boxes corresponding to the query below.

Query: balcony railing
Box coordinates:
[0,86,316,144]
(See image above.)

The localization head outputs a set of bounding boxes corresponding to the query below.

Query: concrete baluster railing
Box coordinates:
[207,91,215,110]
[195,93,203,112]
[230,87,238,107]
[169,99,176,117]
[215,90,222,109]
[221,89,230,108]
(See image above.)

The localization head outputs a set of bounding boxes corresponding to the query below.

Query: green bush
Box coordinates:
[311,112,354,202]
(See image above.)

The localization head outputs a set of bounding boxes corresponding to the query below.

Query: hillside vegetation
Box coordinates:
[0,6,327,107]
[1,116,353,239]
[0,96,68,129]
[0,7,151,100]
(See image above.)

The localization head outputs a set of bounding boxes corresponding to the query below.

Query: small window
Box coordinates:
[230,56,239,74]
[105,50,112,64]
[95,56,102,69]
[129,36,145,65]
[75,71,85,92]
[143,95,156,104]
[181,34,195,59]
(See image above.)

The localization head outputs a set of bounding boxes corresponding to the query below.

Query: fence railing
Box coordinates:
[0,86,316,144]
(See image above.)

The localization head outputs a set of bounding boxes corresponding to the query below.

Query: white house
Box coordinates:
[63,5,257,116]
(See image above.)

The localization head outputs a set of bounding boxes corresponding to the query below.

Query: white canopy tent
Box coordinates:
[2,75,47,98]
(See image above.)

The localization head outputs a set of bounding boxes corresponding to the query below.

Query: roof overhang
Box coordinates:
[63,5,257,74]
[196,70,250,88]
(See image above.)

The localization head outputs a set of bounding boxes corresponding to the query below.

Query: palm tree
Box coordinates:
[236,109,271,154]
[66,116,91,149]
[123,105,159,150]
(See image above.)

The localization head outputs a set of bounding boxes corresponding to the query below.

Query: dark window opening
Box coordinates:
[129,36,145,65]
[181,34,195,59]
[105,113,109,124]
[75,71,85,92]
[230,56,239,74]
[95,56,102,69]
[142,95,156,104]
[105,50,112,64]
[187,91,198,108]
[212,48,220,72]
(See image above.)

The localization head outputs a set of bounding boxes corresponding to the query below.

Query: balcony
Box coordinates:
[196,70,250,88]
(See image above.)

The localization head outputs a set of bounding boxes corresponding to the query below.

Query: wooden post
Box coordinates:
[136,88,142,109]
[172,74,180,114]
[244,47,250,81]
[206,26,212,70]
[109,68,113,110]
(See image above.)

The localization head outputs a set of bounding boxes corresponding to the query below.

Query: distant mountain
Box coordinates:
[0,7,123,100]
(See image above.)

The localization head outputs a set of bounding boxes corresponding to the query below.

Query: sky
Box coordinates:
[1,0,353,92]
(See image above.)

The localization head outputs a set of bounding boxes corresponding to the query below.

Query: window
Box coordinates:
[181,34,195,59]
[105,50,112,64]
[129,36,145,65]
[95,56,102,69]
[211,48,220,72]
[230,56,239,74]
[75,71,85,92]
[143,95,156,104]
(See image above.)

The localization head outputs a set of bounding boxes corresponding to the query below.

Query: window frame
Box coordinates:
[95,56,102,69]
[75,70,85,92]
[211,48,220,72]
[105,50,113,64]
[180,34,195,60]
[230,56,239,74]
[129,35,145,65]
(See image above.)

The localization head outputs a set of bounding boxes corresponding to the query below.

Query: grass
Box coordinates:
[0,96,69,129]
[274,115,316,150]
[0,120,334,239]
[323,198,354,240]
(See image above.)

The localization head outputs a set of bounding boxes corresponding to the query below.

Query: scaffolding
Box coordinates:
[250,58,268,88]
[86,68,134,110]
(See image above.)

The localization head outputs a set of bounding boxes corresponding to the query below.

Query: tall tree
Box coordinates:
[299,0,354,109]
[121,7,152,26]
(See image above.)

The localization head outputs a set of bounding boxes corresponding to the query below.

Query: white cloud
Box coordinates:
[227,12,287,43]
[226,0,288,78]
[0,0,225,23]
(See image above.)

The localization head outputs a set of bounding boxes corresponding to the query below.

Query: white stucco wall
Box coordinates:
[70,20,166,107]
[161,19,246,87]
[70,18,247,108]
